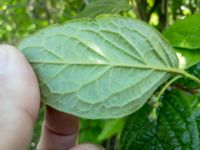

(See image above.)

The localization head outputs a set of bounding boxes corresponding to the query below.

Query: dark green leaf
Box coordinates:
[191,95,200,141]
[120,90,200,150]
[18,16,179,119]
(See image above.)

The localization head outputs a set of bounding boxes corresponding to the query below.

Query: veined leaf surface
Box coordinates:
[120,90,200,150]
[18,16,179,119]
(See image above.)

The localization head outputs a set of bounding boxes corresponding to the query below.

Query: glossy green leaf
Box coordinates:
[18,15,179,119]
[78,0,130,18]
[164,13,200,49]
[120,90,200,150]
[175,47,200,69]
[164,13,200,68]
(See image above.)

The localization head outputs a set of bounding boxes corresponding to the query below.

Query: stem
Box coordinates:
[156,75,181,101]
[150,67,200,85]
[180,70,200,85]
[156,70,200,102]
[172,84,199,94]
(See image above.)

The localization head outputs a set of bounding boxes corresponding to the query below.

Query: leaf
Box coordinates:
[120,90,200,150]
[191,94,200,141]
[98,118,125,142]
[176,91,200,143]
[79,119,104,144]
[18,15,179,119]
[175,47,200,69]
[164,13,200,49]
[78,0,130,18]
[173,61,200,91]
[164,13,200,68]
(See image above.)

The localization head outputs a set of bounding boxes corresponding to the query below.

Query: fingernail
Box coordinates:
[84,144,105,150]
[0,48,9,74]
[70,143,105,150]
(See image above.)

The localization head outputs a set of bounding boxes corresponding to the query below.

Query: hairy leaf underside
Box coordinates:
[18,16,179,119]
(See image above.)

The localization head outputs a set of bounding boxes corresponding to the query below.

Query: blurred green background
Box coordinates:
[0,0,199,149]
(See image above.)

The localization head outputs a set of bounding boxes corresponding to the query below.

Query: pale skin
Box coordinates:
[0,45,104,150]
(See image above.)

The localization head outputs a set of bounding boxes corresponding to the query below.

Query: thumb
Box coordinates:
[0,45,40,150]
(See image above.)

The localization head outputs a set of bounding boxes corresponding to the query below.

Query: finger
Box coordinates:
[0,45,40,150]
[37,106,79,150]
[70,143,105,150]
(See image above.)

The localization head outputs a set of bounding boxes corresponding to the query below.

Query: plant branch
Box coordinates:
[172,83,200,94]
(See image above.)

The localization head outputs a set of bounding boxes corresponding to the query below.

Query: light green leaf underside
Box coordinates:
[18,16,179,119]
[120,90,200,150]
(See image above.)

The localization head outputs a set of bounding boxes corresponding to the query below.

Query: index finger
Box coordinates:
[37,106,79,150]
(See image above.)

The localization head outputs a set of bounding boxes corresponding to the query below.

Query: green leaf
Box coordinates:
[191,94,200,141]
[172,60,200,92]
[78,0,130,18]
[98,118,125,142]
[164,13,200,68]
[79,119,104,144]
[175,47,200,69]
[18,15,179,119]
[176,91,200,143]
[164,13,200,49]
[120,90,200,150]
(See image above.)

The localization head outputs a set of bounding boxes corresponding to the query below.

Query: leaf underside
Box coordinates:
[120,90,200,150]
[18,16,179,119]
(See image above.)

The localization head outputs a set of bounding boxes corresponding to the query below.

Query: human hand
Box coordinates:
[0,45,104,150]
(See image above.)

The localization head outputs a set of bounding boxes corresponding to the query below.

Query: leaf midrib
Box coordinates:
[29,60,182,75]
